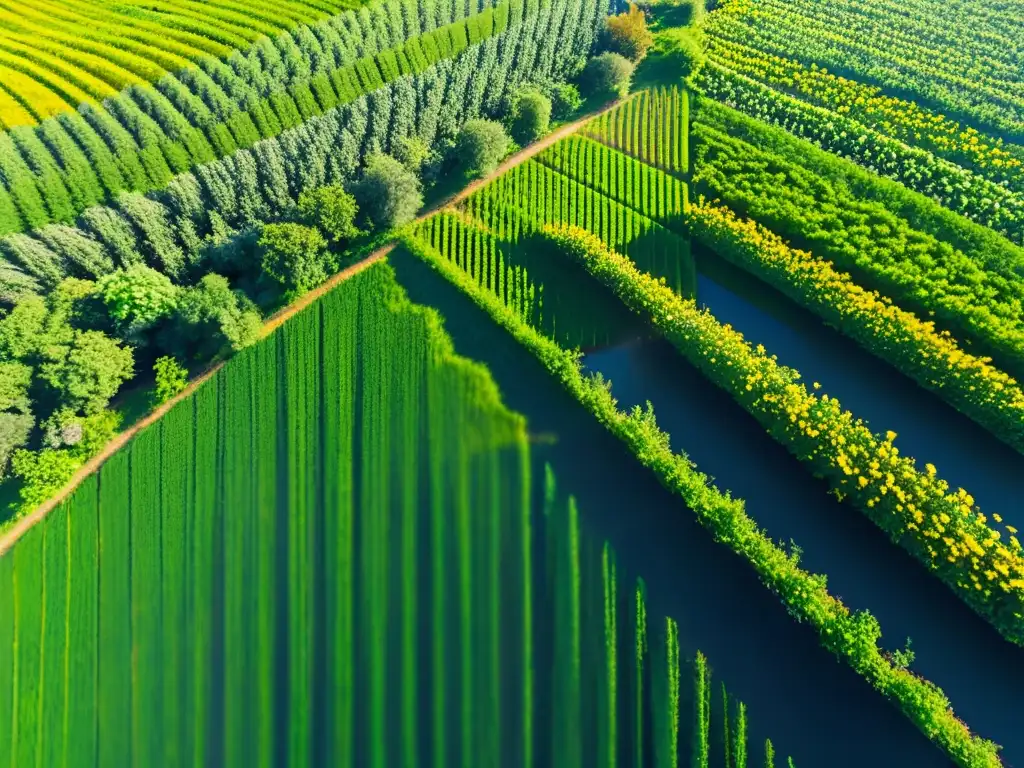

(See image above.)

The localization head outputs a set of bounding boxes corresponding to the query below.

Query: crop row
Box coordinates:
[705,0,1024,140]
[686,200,1024,455]
[701,36,1024,188]
[0,0,597,302]
[0,0,371,125]
[0,0,558,236]
[0,254,782,765]
[400,225,1001,768]
[580,87,689,175]
[536,134,688,224]
[695,62,1024,244]
[691,118,1024,377]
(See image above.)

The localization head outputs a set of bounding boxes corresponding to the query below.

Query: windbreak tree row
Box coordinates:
[0,0,604,302]
[0,0,574,236]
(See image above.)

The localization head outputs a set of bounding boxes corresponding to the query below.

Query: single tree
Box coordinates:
[605,4,654,62]
[96,265,179,335]
[581,53,635,98]
[353,153,424,230]
[455,119,511,178]
[511,89,553,144]
[297,185,360,244]
[259,223,336,298]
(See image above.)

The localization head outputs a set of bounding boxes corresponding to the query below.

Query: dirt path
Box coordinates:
[0,98,622,557]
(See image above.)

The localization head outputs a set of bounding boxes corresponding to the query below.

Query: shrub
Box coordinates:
[659,27,706,80]
[96,265,179,334]
[605,4,654,62]
[455,119,511,178]
[0,412,33,481]
[511,89,553,144]
[550,83,583,120]
[258,222,336,297]
[297,185,360,245]
[152,356,188,406]
[171,273,263,359]
[582,53,635,98]
[353,153,424,230]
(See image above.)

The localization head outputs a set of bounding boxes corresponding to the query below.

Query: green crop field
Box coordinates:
[1,0,1023,765]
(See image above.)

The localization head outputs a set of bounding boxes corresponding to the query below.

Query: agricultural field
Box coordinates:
[2,0,1024,766]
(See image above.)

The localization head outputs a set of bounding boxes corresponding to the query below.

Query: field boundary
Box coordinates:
[0,98,620,557]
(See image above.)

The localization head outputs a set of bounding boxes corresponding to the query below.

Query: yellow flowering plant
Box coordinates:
[686,200,1024,453]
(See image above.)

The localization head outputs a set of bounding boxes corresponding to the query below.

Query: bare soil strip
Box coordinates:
[0,99,620,556]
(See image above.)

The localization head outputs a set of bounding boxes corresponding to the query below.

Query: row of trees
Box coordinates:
[0,0,545,237]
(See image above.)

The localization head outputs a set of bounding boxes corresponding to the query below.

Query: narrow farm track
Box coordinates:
[0,98,622,557]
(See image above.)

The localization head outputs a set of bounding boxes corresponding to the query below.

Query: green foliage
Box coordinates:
[0,412,33,481]
[37,330,134,415]
[9,448,82,512]
[0,295,48,359]
[152,356,188,407]
[549,83,584,120]
[605,4,654,62]
[658,28,706,81]
[297,185,360,245]
[259,223,336,298]
[171,273,262,360]
[393,135,433,174]
[0,360,32,414]
[353,153,424,230]
[582,53,635,98]
[511,90,553,145]
[455,119,512,178]
[890,638,916,671]
[96,265,179,334]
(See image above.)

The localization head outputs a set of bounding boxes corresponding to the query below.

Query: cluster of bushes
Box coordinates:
[400,227,1003,768]
[0,0,608,516]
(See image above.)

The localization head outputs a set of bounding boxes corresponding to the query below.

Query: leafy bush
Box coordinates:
[0,412,33,480]
[455,119,511,178]
[511,89,553,144]
[353,153,424,230]
[171,273,263,360]
[258,223,336,298]
[582,53,635,98]
[605,4,654,62]
[549,83,583,120]
[659,27,706,80]
[297,185,360,245]
[152,356,188,406]
[96,265,179,334]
